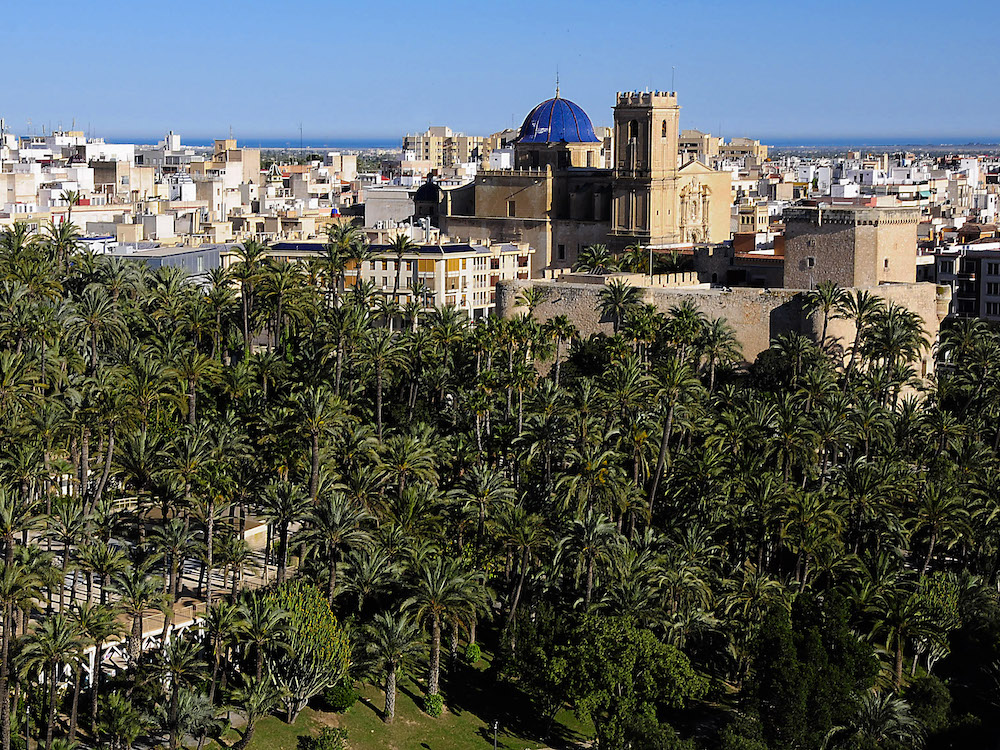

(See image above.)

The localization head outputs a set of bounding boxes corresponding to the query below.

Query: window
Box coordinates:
[988,282,1000,296]
[883,258,890,269]
[507,200,515,217]
[940,260,954,274]
[805,257,815,268]
[558,244,565,261]
[989,262,1000,276]
[987,302,1000,316]
[662,120,667,138]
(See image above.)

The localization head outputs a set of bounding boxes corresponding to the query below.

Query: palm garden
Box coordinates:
[0,219,997,750]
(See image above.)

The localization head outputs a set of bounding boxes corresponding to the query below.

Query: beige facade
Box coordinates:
[719,137,768,161]
[783,204,919,289]
[679,129,721,164]
[403,127,484,171]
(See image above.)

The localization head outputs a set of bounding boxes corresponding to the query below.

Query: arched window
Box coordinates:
[661,120,667,138]
[628,120,639,140]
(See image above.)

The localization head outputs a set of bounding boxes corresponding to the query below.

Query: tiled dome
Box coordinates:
[517,95,599,144]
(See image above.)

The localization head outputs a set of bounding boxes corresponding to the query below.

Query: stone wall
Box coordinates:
[498,278,949,368]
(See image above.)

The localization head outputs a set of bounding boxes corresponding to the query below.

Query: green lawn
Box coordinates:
[211,650,592,750]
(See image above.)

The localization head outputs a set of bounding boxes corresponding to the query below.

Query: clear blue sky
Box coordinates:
[4,0,998,144]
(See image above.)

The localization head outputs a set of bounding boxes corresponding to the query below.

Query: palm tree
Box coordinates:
[697,317,741,391]
[497,505,548,628]
[804,281,848,349]
[302,493,372,605]
[404,558,477,698]
[152,636,207,750]
[515,285,547,317]
[203,600,247,704]
[822,691,924,749]
[562,512,620,606]
[293,386,349,502]
[241,595,287,680]
[71,285,124,374]
[574,244,617,274]
[366,611,424,721]
[0,562,41,750]
[20,612,84,750]
[388,234,418,301]
[869,586,932,692]
[48,496,88,610]
[97,692,146,750]
[230,675,283,750]
[149,517,197,602]
[170,348,219,426]
[379,434,439,499]
[110,560,165,666]
[543,314,578,386]
[231,240,268,354]
[43,220,81,273]
[597,279,640,334]
[647,359,701,511]
[72,602,124,736]
[363,328,407,440]
[911,483,972,576]
[259,481,309,584]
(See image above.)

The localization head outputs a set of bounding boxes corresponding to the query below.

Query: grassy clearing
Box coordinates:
[210,649,592,750]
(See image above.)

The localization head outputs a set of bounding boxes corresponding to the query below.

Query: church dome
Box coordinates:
[517,95,600,144]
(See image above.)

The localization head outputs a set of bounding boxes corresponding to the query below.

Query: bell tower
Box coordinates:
[610,90,681,247]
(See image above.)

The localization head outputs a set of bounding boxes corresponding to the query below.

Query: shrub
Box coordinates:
[297,727,348,750]
[323,679,359,713]
[423,692,444,717]
[464,642,482,664]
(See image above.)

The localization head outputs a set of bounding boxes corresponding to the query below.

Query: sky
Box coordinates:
[4,0,1000,145]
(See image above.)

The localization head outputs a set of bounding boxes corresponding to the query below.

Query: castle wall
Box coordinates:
[497,278,947,369]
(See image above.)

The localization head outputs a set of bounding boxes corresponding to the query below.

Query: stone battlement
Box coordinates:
[615,91,677,106]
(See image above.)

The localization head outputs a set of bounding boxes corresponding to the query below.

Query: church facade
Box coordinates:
[438,89,731,278]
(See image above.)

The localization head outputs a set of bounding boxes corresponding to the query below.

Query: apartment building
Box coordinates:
[936,240,1000,320]
[234,239,532,317]
[402,127,484,171]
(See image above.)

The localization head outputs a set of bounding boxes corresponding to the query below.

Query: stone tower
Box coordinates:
[783,204,920,289]
[610,91,681,248]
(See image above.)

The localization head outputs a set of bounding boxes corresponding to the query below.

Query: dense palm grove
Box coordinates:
[0,219,999,750]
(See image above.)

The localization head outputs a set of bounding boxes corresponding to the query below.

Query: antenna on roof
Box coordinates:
[555,66,560,98]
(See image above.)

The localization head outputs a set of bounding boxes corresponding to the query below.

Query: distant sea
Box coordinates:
[114,137,399,150]
[765,137,1000,149]
[108,135,1000,150]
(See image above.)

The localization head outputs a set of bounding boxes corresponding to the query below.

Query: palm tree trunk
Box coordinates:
[188,376,197,426]
[384,665,397,721]
[327,556,338,606]
[585,555,595,606]
[1,602,11,750]
[648,404,675,514]
[376,368,384,441]
[232,718,257,750]
[90,641,103,733]
[428,616,441,696]
[921,532,937,577]
[310,432,320,503]
[206,509,215,607]
[69,663,81,741]
[504,548,529,630]
[46,663,57,750]
[277,524,289,584]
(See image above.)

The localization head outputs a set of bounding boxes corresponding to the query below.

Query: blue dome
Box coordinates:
[517,96,599,144]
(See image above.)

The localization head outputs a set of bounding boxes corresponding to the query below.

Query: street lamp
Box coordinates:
[493,720,499,750]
